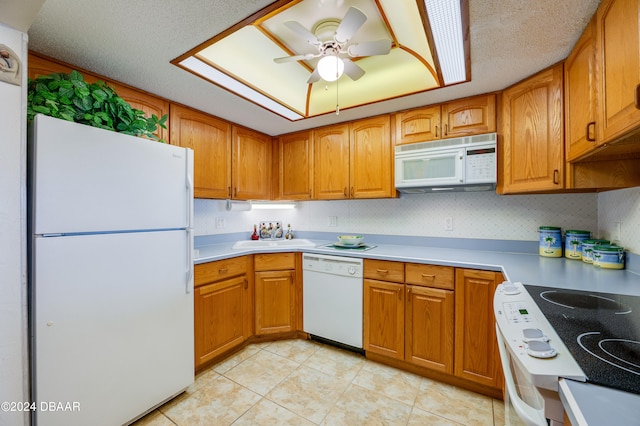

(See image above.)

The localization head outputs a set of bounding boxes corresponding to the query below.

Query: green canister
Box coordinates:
[593,245,625,269]
[564,230,591,260]
[581,239,610,263]
[539,226,562,257]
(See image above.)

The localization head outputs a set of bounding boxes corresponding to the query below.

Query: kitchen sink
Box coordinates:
[231,239,316,249]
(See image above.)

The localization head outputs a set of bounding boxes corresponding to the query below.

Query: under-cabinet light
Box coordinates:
[424,0,466,85]
[251,202,297,210]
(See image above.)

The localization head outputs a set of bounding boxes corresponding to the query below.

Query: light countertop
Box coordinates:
[194,234,640,424]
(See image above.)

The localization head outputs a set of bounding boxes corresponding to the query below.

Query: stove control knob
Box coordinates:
[526,340,557,358]
[501,281,521,295]
[522,328,550,343]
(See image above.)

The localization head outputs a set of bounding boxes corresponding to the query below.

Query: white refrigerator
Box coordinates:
[29,114,195,425]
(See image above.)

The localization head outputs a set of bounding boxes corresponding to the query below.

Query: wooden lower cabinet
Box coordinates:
[454,268,504,388]
[364,278,405,359]
[194,257,251,369]
[405,285,454,374]
[254,253,297,335]
[363,260,455,375]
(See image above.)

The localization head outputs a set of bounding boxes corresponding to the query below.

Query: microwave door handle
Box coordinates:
[496,325,547,426]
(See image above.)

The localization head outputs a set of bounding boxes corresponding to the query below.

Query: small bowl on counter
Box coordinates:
[337,235,364,246]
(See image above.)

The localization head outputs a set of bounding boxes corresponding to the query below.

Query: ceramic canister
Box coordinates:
[564,230,591,260]
[581,239,610,264]
[593,245,625,269]
[539,226,562,257]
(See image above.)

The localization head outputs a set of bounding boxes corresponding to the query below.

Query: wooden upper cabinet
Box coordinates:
[499,64,564,194]
[277,131,313,200]
[313,123,350,199]
[454,269,504,389]
[350,115,393,199]
[393,94,496,145]
[441,94,496,138]
[108,81,170,142]
[394,105,442,144]
[565,17,597,162]
[232,126,272,200]
[28,52,101,83]
[596,0,640,143]
[170,104,232,199]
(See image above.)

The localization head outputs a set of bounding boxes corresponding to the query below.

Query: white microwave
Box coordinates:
[394,133,497,193]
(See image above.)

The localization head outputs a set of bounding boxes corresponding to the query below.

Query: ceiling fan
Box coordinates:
[273,7,392,84]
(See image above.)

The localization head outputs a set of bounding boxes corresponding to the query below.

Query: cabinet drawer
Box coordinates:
[195,256,249,287]
[406,263,454,290]
[254,252,296,271]
[364,259,404,283]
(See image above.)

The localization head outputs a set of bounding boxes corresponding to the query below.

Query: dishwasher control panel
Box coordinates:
[302,253,363,278]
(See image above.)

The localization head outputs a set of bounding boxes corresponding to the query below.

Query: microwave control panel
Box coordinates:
[465,146,496,182]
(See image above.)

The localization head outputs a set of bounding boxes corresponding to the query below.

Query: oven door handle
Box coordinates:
[496,324,547,426]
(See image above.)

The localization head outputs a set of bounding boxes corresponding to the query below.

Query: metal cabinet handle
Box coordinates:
[636,84,640,109]
[228,186,232,198]
[218,268,228,274]
[586,121,596,142]
[244,279,248,290]
[553,169,559,185]
[343,187,348,197]
[376,269,389,274]
[435,125,439,138]
[444,124,449,136]
[350,187,354,197]
[421,273,435,280]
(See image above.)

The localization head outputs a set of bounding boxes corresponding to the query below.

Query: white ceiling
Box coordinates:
[22,0,600,136]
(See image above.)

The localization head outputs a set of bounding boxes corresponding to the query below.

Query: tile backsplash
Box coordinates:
[194,191,615,249]
[598,186,640,253]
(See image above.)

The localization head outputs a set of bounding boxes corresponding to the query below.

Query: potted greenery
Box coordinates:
[27,70,167,141]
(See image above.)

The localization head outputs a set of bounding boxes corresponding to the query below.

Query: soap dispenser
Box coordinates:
[285,224,294,240]
[251,224,259,240]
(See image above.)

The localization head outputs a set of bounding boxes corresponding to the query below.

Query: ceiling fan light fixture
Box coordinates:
[317,55,344,82]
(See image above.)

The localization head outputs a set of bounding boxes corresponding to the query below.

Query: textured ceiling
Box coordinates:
[25,0,601,136]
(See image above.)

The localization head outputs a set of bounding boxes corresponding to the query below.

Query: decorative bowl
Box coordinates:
[337,235,364,246]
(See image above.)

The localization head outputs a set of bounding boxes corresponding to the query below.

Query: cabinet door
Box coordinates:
[441,94,496,138]
[405,285,454,373]
[194,275,249,368]
[255,270,295,335]
[363,279,404,360]
[313,123,350,199]
[350,115,394,198]
[277,131,313,200]
[454,269,503,389]
[565,18,597,162]
[393,105,441,144]
[107,81,170,142]
[232,126,272,200]
[596,0,640,143]
[500,64,564,193]
[170,104,231,199]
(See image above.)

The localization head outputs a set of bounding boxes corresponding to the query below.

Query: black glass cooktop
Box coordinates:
[525,285,640,395]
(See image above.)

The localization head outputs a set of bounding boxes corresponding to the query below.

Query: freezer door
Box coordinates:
[30,114,193,234]
[31,230,194,426]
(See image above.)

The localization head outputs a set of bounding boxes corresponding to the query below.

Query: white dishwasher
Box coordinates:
[302,253,363,350]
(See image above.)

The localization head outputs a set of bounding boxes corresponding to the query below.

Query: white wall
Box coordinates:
[0,23,28,426]
[195,191,599,245]
[598,186,640,253]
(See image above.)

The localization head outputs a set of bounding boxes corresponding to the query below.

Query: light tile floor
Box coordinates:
[134,339,506,426]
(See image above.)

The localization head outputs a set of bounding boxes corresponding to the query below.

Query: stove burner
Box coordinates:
[578,332,640,376]
[541,290,631,314]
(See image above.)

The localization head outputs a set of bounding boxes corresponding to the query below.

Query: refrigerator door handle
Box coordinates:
[185,149,194,229]
[186,228,194,294]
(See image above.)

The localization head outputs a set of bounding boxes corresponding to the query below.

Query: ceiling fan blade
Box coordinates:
[274,53,316,63]
[307,68,321,84]
[342,59,365,81]
[284,20,321,46]
[335,7,367,44]
[348,39,392,57]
